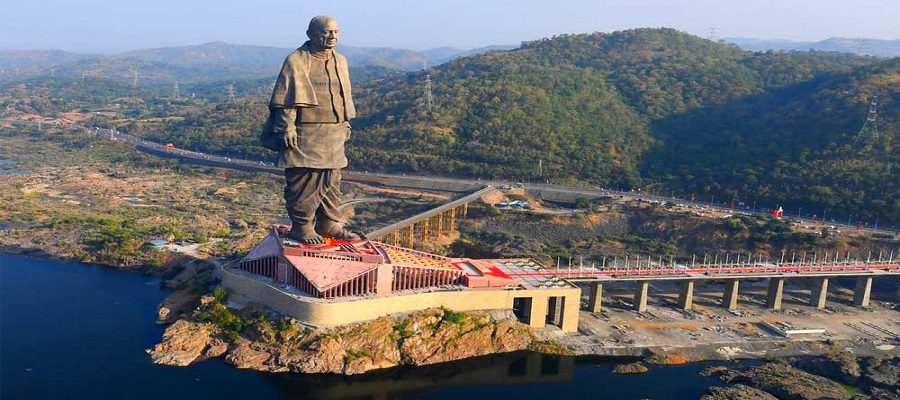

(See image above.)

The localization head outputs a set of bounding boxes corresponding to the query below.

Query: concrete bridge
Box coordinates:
[508,257,900,314]
[365,186,497,246]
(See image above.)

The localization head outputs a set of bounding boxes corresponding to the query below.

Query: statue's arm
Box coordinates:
[272,107,299,149]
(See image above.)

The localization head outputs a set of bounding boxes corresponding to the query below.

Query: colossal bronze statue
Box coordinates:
[263,15,360,244]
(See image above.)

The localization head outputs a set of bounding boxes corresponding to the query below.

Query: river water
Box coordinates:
[1,255,739,399]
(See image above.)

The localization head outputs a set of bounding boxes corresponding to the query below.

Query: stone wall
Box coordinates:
[218,266,580,331]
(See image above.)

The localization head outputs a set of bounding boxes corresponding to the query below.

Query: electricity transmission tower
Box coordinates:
[424,73,434,115]
[131,68,139,87]
[172,81,180,99]
[226,84,236,102]
[706,26,718,42]
[853,96,879,147]
[421,62,434,116]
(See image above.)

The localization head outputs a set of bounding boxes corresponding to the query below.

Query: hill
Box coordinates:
[346,28,897,224]
[0,49,99,69]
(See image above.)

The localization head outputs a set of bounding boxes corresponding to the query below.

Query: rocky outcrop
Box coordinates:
[724,362,855,400]
[397,309,532,366]
[156,289,201,324]
[147,319,213,366]
[225,340,274,370]
[700,384,778,400]
[612,362,649,374]
[700,366,730,377]
[859,356,900,399]
[792,351,862,385]
[149,307,536,375]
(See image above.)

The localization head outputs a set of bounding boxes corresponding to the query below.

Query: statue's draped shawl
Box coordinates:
[268,42,356,119]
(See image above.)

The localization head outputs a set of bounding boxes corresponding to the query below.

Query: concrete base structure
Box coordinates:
[723,280,740,310]
[853,277,873,307]
[587,283,603,313]
[634,281,649,312]
[220,265,581,332]
[677,281,694,310]
[809,278,829,309]
[766,277,785,310]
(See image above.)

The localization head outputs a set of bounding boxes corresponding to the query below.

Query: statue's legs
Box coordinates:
[284,168,356,243]
[284,167,337,243]
[314,169,345,233]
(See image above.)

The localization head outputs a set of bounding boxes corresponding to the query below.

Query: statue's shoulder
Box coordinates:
[332,50,349,64]
[284,48,306,64]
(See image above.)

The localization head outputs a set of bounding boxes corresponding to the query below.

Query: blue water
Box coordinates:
[1,255,737,399]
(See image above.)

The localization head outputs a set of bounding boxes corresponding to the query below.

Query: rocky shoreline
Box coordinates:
[698,355,900,400]
[148,301,543,375]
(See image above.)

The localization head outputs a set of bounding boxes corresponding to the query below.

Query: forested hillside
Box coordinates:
[347,28,897,224]
[3,28,896,225]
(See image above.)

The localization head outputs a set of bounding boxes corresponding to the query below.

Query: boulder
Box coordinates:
[860,356,900,397]
[612,362,649,374]
[203,337,228,358]
[700,366,731,377]
[700,384,778,400]
[225,340,272,369]
[792,351,861,385]
[727,362,854,400]
[147,320,211,366]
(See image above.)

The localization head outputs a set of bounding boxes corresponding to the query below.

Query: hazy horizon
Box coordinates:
[2,0,900,54]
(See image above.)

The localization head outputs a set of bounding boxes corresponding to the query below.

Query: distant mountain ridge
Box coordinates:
[0,42,519,81]
[727,37,900,57]
[0,49,99,69]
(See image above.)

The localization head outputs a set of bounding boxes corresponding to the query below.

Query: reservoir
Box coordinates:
[1,255,736,399]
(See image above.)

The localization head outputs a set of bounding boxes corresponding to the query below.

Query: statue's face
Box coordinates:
[308,19,339,50]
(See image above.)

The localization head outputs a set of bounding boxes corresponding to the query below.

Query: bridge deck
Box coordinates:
[508,263,900,282]
[366,186,497,239]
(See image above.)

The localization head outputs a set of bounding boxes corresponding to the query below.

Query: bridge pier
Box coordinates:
[448,208,456,232]
[634,281,649,312]
[723,280,740,310]
[853,277,872,307]
[766,277,785,310]
[404,225,414,248]
[677,280,694,310]
[809,278,829,309]
[587,283,603,313]
[434,214,443,239]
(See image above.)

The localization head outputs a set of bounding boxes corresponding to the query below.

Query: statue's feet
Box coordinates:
[285,227,326,245]
[317,224,362,241]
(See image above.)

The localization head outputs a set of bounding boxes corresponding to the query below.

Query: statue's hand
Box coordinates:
[284,131,299,149]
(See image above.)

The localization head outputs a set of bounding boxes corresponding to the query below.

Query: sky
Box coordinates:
[2,0,900,53]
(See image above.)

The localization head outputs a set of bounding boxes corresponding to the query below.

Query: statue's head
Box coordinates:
[307,16,339,50]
